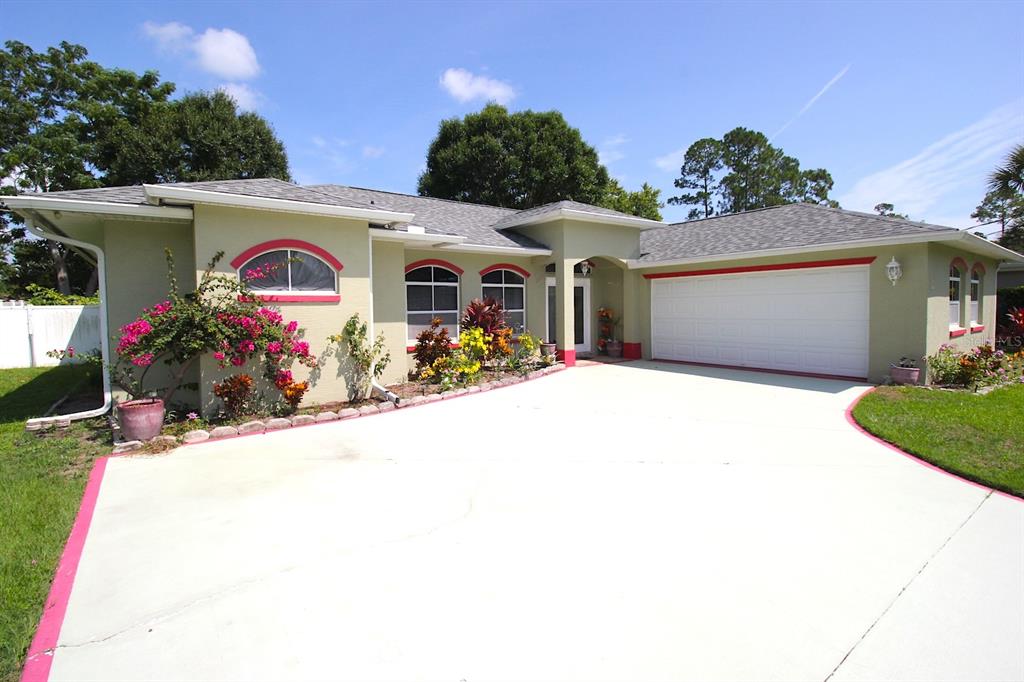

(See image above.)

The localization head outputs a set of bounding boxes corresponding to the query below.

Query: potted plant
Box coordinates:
[889,357,921,385]
[597,308,623,357]
[540,340,556,358]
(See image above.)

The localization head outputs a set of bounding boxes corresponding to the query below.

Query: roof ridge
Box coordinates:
[666,202,956,233]
[309,184,519,214]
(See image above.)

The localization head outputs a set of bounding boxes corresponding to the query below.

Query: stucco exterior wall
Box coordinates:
[925,243,998,364]
[191,205,372,412]
[103,219,197,403]
[632,245,935,383]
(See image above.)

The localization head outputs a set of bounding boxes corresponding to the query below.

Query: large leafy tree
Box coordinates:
[0,40,290,298]
[600,179,663,221]
[668,127,838,219]
[418,104,610,209]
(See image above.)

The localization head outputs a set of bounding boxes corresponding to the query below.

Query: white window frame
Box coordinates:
[481,269,527,333]
[405,265,460,344]
[970,268,981,326]
[949,265,962,329]
[237,248,338,296]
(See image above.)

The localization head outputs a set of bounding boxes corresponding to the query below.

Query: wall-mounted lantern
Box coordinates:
[886,257,902,286]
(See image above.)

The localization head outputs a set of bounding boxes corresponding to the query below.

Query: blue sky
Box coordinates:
[4,1,1023,229]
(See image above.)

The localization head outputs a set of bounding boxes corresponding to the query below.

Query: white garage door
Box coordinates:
[651,265,869,378]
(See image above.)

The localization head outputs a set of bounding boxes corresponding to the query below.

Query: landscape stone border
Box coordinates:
[106,364,567,455]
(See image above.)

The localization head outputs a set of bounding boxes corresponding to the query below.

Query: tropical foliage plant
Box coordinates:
[328,313,391,400]
[412,317,453,375]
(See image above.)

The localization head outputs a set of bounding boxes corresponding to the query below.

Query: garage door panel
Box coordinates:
[651,266,869,378]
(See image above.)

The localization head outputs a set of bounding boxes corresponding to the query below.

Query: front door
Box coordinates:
[545,277,591,354]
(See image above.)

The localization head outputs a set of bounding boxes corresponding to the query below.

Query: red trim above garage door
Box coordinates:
[642,256,876,280]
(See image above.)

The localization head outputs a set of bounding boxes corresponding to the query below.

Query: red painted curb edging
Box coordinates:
[21,456,109,682]
[845,387,1021,504]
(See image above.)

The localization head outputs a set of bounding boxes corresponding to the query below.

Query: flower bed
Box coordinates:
[926,343,1024,390]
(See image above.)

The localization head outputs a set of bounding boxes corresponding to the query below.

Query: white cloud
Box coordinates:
[142,22,260,80]
[772,64,851,140]
[142,21,194,53]
[194,28,260,79]
[654,147,686,173]
[839,100,1023,226]
[598,135,628,166]
[217,83,261,111]
[362,145,385,159]
[439,68,516,105]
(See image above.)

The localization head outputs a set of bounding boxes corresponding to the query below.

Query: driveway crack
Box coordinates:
[823,490,993,681]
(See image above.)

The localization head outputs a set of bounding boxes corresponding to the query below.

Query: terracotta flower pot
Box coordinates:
[118,398,165,441]
[606,340,623,358]
[540,342,556,357]
[889,366,920,386]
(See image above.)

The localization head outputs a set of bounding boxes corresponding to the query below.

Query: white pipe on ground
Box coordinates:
[24,213,113,426]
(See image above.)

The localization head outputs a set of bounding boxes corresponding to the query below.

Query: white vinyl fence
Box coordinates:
[0,301,101,369]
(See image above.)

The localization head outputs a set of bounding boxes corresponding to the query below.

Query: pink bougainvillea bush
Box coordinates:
[113,249,317,407]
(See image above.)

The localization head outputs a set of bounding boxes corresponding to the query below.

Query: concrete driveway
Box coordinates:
[46,362,1023,681]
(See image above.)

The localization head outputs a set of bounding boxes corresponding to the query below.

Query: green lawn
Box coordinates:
[853,384,1024,498]
[0,366,108,682]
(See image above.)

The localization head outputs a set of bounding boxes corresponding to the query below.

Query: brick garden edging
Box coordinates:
[110,363,567,454]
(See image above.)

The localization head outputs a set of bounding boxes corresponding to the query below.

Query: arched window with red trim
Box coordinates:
[406,263,461,341]
[970,264,984,326]
[949,260,964,328]
[480,266,528,332]
[233,240,342,300]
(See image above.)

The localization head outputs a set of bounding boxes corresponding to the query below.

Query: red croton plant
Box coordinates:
[113,250,317,407]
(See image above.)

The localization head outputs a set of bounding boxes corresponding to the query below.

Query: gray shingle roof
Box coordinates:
[27,179,382,211]
[308,185,548,250]
[491,200,650,229]
[638,203,958,263]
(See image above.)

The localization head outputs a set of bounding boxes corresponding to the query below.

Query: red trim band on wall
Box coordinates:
[970,325,985,333]
[642,256,876,280]
[623,342,642,359]
[407,343,460,353]
[949,328,967,338]
[255,294,340,303]
[556,349,577,367]
[479,263,532,279]
[405,259,464,276]
[949,257,968,272]
[230,239,344,271]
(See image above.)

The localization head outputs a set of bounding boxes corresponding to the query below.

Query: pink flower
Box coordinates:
[286,321,298,334]
[131,353,154,367]
[267,341,282,354]
[231,355,245,367]
[213,351,225,361]
[257,308,283,325]
[238,340,256,353]
[292,340,310,357]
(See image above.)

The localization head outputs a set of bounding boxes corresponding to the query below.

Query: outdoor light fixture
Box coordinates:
[579,259,593,277]
[886,257,902,286]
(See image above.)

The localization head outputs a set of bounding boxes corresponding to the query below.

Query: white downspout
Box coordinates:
[367,233,399,405]
[23,214,113,426]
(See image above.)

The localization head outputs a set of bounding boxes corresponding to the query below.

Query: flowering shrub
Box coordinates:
[419,328,486,390]
[461,298,505,336]
[998,307,1024,349]
[413,318,453,375]
[327,313,391,400]
[926,343,1024,388]
[213,374,254,417]
[112,249,318,407]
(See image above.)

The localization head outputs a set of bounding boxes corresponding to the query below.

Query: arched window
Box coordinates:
[970,266,982,326]
[948,264,962,328]
[233,241,341,299]
[481,267,527,332]
[406,264,460,341]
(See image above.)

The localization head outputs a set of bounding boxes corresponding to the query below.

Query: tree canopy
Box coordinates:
[973,187,1024,255]
[667,127,838,219]
[599,179,663,221]
[418,104,610,209]
[0,40,290,298]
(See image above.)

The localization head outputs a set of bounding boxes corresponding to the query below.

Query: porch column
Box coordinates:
[621,268,643,359]
[555,258,576,366]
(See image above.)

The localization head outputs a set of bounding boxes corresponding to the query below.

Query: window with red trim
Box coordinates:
[406,265,460,341]
[949,264,962,328]
[969,267,982,325]
[482,269,526,332]
[238,248,338,295]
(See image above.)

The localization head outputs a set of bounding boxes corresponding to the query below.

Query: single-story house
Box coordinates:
[5,178,1022,411]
